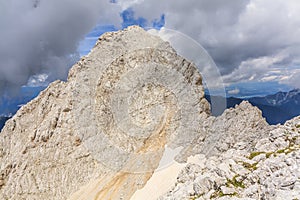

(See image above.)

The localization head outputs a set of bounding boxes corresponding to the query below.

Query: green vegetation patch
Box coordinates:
[190,193,204,200]
[248,136,300,160]
[248,151,265,159]
[226,175,245,189]
[241,161,258,171]
[210,190,238,199]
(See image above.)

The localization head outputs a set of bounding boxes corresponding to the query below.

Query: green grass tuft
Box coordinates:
[248,151,265,159]
[226,175,245,189]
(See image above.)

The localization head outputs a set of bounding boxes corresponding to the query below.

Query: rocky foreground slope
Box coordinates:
[160,106,300,200]
[0,26,300,200]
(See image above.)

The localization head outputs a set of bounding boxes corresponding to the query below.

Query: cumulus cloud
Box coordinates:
[222,52,287,84]
[26,73,49,87]
[228,88,240,95]
[0,0,121,96]
[126,0,300,88]
[2,0,300,100]
[281,68,300,89]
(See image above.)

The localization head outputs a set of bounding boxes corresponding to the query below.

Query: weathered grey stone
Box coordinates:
[177,101,272,162]
[0,26,210,200]
[193,177,213,195]
[1,25,300,200]
[220,186,236,195]
[160,115,300,200]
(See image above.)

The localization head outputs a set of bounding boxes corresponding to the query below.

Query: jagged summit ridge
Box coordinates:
[1,26,299,200]
[0,26,210,199]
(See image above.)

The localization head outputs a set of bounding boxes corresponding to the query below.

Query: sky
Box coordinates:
[0,0,300,114]
[125,0,300,92]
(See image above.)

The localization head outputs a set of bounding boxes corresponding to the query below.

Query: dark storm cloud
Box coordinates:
[0,0,121,95]
[128,0,300,87]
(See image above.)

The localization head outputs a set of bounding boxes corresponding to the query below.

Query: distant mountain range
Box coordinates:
[206,89,300,125]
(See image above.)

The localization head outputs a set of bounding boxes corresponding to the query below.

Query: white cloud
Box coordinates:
[228,88,240,95]
[128,0,300,88]
[222,52,287,84]
[26,73,49,87]
[116,0,144,10]
[280,69,300,89]
[261,76,278,82]
[2,0,300,98]
[0,0,122,95]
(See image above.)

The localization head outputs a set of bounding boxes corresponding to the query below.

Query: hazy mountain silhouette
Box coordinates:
[206,89,300,125]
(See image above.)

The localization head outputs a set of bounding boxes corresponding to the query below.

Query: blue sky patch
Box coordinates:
[120,8,165,29]
[121,8,148,28]
[78,9,165,56]
[152,14,165,29]
[78,25,117,56]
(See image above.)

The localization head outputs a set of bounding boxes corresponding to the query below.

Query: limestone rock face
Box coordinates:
[160,116,300,200]
[0,26,210,199]
[1,25,299,200]
[176,101,272,162]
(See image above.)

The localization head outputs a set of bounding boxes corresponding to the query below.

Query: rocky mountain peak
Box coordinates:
[264,88,300,106]
[0,26,210,199]
[0,26,299,200]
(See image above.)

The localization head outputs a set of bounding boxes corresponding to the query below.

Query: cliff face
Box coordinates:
[0,26,210,199]
[1,26,299,200]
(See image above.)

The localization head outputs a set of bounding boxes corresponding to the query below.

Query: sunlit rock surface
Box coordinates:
[0,26,299,200]
[0,26,210,200]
